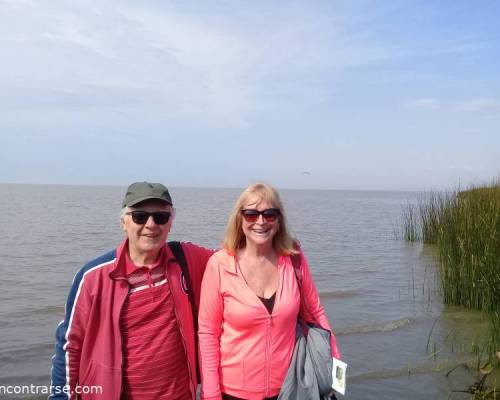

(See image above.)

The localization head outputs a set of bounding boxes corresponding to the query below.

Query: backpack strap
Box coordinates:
[168,241,200,381]
[168,241,198,326]
[291,251,303,287]
[291,240,304,288]
[291,247,309,323]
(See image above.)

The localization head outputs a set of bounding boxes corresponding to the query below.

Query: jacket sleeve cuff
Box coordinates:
[201,395,222,400]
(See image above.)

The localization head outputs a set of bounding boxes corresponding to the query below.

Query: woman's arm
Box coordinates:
[198,254,224,400]
[299,251,342,359]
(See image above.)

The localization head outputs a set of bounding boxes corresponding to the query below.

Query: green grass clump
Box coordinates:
[401,192,452,244]
[402,180,500,359]
[438,183,500,312]
[402,202,420,242]
[420,191,451,244]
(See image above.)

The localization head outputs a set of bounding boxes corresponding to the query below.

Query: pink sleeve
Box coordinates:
[299,252,342,359]
[181,242,216,310]
[198,254,224,400]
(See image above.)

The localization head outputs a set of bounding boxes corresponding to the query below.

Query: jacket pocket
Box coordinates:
[241,341,265,391]
[220,342,248,392]
[79,360,121,400]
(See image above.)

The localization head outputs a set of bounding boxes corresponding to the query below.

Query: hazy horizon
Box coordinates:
[2,180,494,193]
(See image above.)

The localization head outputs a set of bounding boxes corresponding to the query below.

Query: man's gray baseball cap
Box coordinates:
[122,182,173,208]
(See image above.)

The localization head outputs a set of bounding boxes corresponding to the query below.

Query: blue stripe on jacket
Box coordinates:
[49,249,116,399]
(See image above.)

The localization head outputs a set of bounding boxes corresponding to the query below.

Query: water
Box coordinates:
[0,184,488,399]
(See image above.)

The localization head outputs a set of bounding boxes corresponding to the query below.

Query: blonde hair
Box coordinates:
[223,182,298,255]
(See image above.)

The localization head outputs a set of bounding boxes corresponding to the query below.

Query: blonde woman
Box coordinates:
[199,183,340,400]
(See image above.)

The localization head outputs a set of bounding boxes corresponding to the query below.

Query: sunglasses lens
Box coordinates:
[152,212,171,225]
[242,210,259,222]
[130,211,171,225]
[131,211,149,224]
[262,209,280,221]
[241,209,280,222]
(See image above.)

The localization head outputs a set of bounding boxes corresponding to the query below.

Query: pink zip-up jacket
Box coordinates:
[198,249,341,400]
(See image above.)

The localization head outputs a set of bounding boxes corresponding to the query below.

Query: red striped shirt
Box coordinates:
[120,249,191,400]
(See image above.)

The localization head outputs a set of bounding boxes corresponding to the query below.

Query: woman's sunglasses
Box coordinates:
[241,208,280,222]
[126,211,171,225]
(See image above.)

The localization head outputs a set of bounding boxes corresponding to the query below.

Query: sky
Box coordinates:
[1,0,499,191]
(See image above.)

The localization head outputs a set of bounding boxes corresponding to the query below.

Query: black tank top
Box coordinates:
[257,292,276,314]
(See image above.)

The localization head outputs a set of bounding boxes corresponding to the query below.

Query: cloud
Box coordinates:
[3,0,493,127]
[0,1,261,128]
[406,98,443,109]
[406,98,500,115]
[455,98,500,114]
[4,1,467,126]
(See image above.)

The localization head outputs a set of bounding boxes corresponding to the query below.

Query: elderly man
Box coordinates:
[50,182,213,400]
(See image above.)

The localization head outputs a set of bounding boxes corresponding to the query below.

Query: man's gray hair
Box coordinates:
[120,206,131,221]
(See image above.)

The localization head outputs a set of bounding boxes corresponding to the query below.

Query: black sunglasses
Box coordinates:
[241,208,281,222]
[126,210,171,225]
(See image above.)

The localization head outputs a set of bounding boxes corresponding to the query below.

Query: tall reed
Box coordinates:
[420,191,451,244]
[402,202,420,242]
[402,181,500,358]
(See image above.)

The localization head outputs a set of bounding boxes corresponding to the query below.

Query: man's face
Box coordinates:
[121,200,173,261]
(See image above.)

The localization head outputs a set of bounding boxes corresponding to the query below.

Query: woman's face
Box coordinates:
[240,197,280,248]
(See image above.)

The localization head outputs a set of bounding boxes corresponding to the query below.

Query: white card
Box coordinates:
[332,357,347,395]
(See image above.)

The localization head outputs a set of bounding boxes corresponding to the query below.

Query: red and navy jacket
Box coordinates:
[49,239,212,400]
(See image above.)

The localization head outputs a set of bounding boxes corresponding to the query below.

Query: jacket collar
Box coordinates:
[223,248,287,276]
[225,249,239,275]
[109,238,176,280]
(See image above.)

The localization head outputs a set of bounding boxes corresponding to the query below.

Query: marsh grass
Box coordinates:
[402,181,500,361]
[401,192,452,243]
[438,183,500,318]
[402,202,420,242]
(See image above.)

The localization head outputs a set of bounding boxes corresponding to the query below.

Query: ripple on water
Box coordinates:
[336,317,412,335]
[319,289,361,299]
[0,342,54,363]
